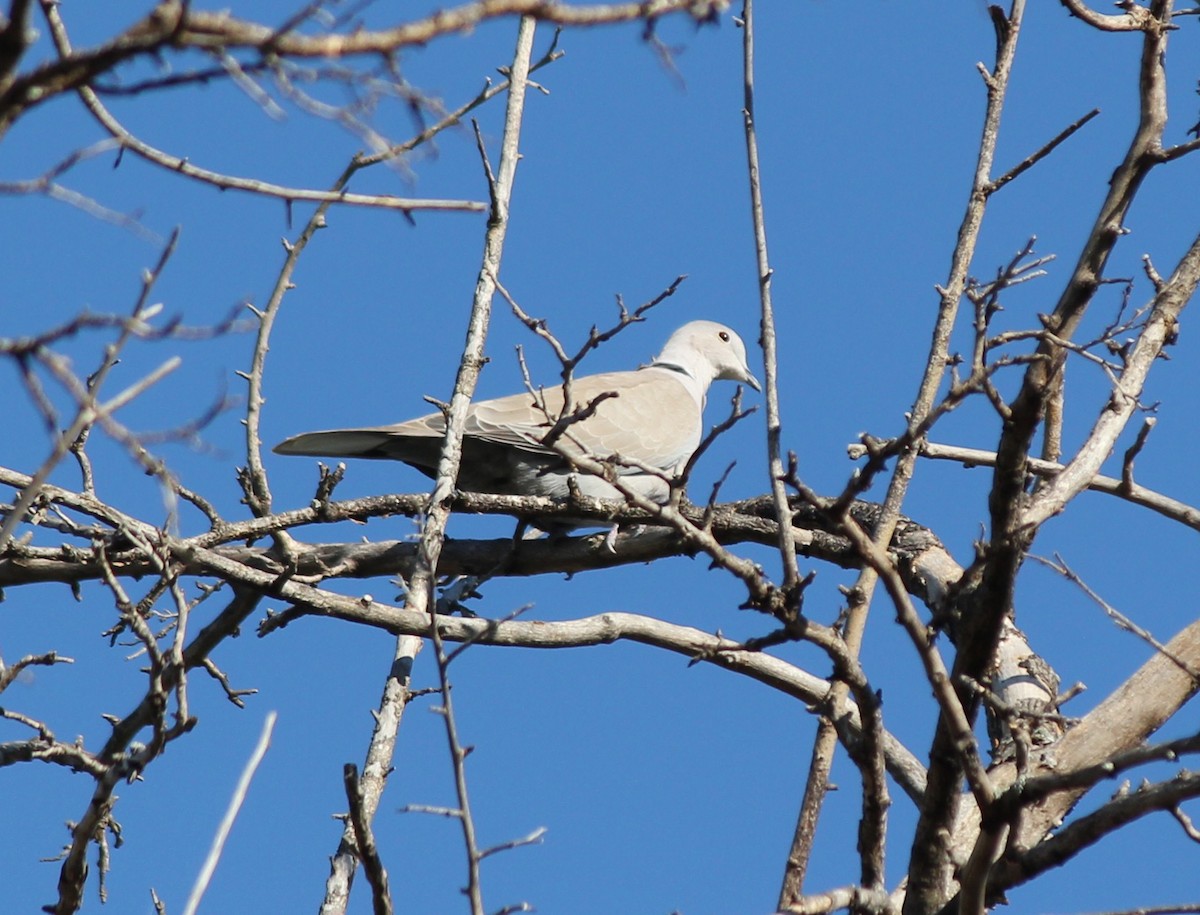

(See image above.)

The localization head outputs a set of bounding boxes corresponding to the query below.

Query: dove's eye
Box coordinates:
[719,331,730,342]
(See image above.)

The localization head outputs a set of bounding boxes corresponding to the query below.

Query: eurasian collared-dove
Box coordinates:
[274,320,760,505]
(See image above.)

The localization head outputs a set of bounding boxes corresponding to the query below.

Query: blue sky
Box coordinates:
[3,2,1200,913]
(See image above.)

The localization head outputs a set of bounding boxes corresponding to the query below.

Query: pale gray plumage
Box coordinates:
[274,320,760,504]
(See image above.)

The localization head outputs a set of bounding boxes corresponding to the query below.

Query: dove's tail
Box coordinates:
[274,429,427,461]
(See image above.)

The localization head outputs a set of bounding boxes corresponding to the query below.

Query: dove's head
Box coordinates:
[655,320,762,392]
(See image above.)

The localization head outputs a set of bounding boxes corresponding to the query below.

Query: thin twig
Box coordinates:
[0,650,74,694]
[0,139,158,238]
[1032,553,1200,682]
[987,108,1100,193]
[181,711,277,915]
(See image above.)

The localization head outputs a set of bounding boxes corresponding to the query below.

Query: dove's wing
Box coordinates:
[463,368,702,470]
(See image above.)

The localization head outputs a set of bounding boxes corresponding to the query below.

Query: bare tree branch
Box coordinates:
[916,440,1200,532]
[342,764,393,915]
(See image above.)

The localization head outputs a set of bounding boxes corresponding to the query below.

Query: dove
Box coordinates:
[274,320,760,507]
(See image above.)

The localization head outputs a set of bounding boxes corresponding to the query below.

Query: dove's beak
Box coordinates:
[744,369,762,392]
